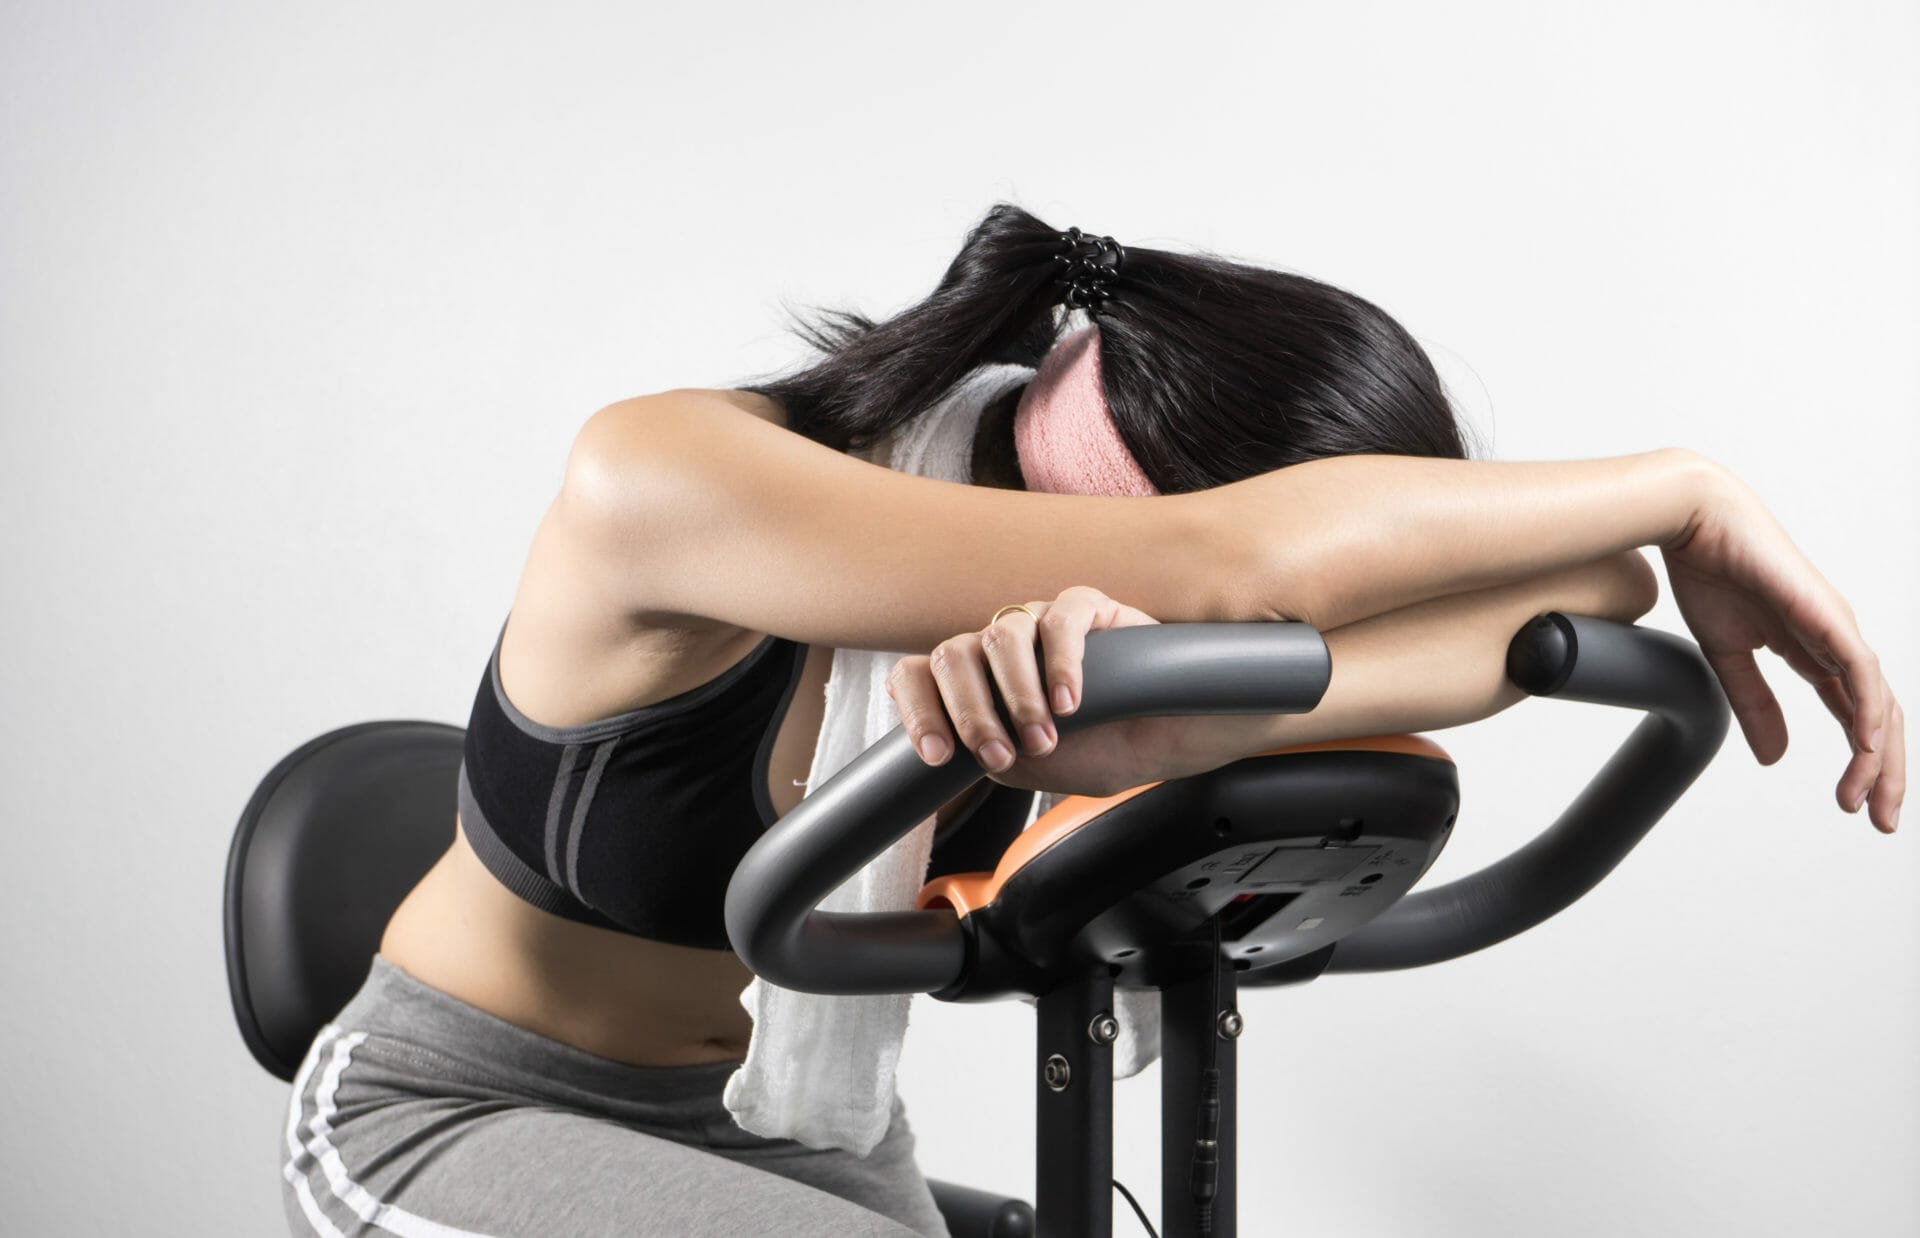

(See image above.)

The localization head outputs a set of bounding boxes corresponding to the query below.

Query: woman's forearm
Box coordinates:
[1216,446,1716,631]
[1159,549,1661,776]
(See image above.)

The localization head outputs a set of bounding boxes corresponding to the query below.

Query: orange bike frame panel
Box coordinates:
[915,733,1454,918]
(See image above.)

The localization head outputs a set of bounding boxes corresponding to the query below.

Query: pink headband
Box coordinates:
[1012,325,1160,498]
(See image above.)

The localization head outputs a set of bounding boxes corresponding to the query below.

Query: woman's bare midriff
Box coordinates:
[380,825,764,1065]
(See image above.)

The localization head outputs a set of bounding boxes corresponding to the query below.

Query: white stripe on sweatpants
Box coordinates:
[282,1022,494,1238]
[283,1024,348,1237]
[284,1166,349,1238]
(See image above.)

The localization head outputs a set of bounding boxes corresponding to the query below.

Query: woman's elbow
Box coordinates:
[1599,548,1661,622]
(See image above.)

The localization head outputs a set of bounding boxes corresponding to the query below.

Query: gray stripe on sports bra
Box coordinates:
[564,738,619,899]
[542,743,582,882]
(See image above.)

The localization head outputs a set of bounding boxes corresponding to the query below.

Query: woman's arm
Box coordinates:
[1155,550,1663,781]
[561,389,1704,650]
[569,388,1899,831]
[1203,448,1896,830]
[879,555,1659,799]
[1218,448,1711,631]
[561,389,1253,652]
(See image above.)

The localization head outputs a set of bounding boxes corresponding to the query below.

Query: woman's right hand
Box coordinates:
[1661,457,1903,833]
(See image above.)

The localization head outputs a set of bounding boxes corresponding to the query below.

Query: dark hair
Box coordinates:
[740,202,1480,494]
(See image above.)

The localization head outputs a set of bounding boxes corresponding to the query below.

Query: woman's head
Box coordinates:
[742,202,1478,493]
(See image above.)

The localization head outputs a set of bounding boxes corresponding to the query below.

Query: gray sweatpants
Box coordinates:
[279,956,951,1237]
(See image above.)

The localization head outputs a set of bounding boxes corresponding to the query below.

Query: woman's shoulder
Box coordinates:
[564,388,811,510]
[500,391,801,730]
[593,386,791,434]
[705,387,789,428]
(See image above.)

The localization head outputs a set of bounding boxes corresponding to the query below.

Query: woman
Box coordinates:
[282,204,1903,1238]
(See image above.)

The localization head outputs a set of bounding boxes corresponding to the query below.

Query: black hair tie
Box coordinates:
[1052,226,1126,314]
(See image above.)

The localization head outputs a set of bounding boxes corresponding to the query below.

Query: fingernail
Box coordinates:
[917,735,950,765]
[1052,683,1075,714]
[1022,724,1054,756]
[1890,807,1900,832]
[980,740,1013,772]
[1865,726,1882,754]
[1853,789,1869,812]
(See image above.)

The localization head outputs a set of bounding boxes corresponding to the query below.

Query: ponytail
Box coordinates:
[741,202,1477,487]
[740,204,1072,453]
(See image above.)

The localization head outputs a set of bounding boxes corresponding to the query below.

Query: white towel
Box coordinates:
[722,362,1160,1156]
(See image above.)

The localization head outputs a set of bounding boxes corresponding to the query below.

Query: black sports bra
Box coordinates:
[457,615,1036,950]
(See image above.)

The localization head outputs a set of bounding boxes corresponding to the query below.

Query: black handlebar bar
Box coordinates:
[723,615,1731,995]
[723,623,1333,994]
[1319,612,1730,972]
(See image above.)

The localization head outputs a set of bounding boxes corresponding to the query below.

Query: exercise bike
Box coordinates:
[226,611,1727,1238]
[723,613,1730,1238]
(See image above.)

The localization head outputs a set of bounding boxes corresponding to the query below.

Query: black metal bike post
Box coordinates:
[1036,973,1116,1238]
[1161,965,1239,1238]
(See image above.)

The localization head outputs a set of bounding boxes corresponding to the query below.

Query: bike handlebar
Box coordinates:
[724,623,1333,994]
[723,615,1730,995]
[1317,613,1730,973]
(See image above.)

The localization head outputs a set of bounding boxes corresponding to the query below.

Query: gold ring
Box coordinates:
[990,603,1040,627]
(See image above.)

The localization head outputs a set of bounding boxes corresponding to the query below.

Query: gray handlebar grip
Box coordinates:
[723,623,1332,995]
[1323,613,1732,973]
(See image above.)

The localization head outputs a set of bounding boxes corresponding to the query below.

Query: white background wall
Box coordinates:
[2,2,1913,1234]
